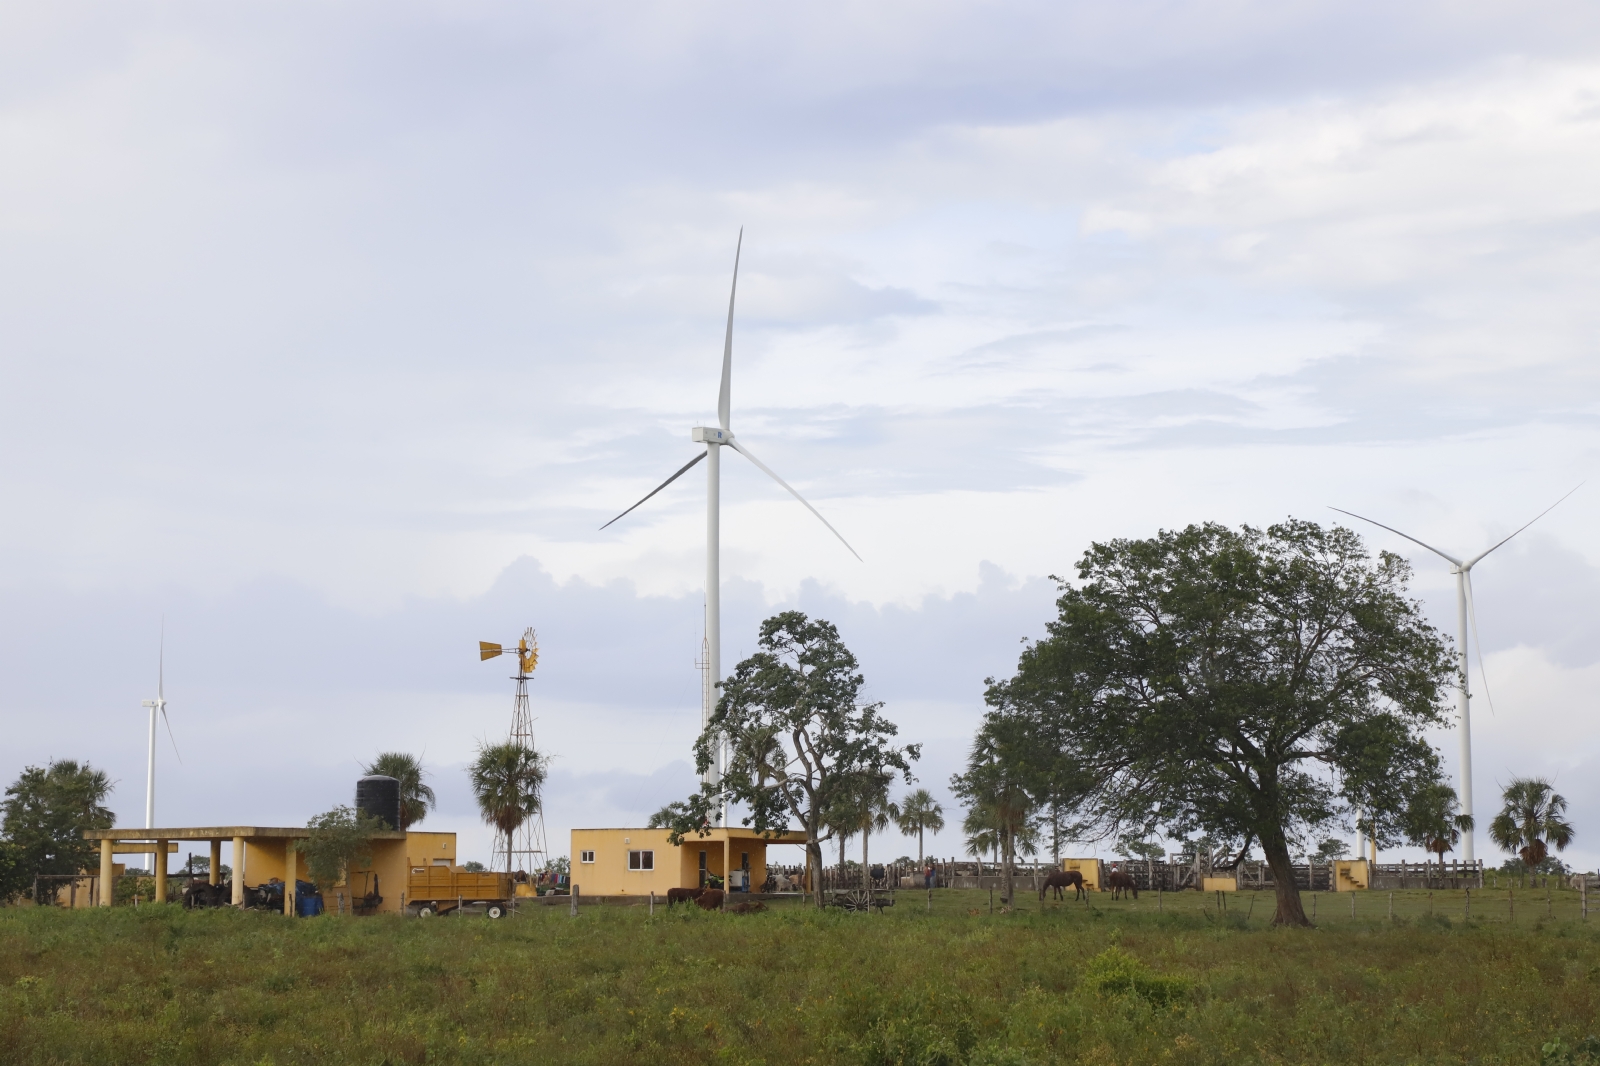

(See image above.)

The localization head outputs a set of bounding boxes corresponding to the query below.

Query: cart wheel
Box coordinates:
[486,904,504,919]
[416,905,436,918]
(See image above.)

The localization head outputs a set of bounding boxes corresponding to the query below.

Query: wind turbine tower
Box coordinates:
[1332,485,1579,863]
[601,231,860,813]
[139,628,180,877]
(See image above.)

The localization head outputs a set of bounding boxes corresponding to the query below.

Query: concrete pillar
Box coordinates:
[154,841,168,903]
[722,839,730,909]
[99,839,114,907]
[209,840,221,886]
[232,837,246,906]
[284,841,296,916]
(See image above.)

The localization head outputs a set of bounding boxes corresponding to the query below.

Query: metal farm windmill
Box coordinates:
[479,628,548,876]
[599,231,860,814]
[1331,485,1580,863]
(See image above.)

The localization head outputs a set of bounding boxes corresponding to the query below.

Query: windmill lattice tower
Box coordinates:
[479,627,549,877]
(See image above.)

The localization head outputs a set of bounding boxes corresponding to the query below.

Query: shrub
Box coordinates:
[1079,946,1191,1007]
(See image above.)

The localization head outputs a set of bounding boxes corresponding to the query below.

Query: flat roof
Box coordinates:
[84,826,407,842]
[572,827,809,842]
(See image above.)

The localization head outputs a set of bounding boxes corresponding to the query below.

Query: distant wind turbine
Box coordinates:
[600,231,860,811]
[140,625,181,876]
[1331,485,1580,864]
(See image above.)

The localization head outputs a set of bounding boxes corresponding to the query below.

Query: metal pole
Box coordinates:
[1454,568,1475,864]
[146,703,157,878]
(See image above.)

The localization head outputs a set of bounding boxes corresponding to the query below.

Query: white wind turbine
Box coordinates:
[140,626,181,877]
[1331,485,1580,864]
[600,231,861,809]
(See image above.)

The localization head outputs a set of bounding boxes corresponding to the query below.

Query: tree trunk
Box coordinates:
[917,827,924,869]
[1000,827,1016,910]
[862,824,871,892]
[1262,831,1311,926]
[808,841,825,908]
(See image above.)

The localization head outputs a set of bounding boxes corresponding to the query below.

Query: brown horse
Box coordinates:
[1040,869,1087,901]
[1104,870,1139,900]
[666,887,705,907]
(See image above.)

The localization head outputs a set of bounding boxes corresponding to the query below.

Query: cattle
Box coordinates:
[729,900,766,914]
[1040,869,1087,902]
[665,887,705,907]
[694,889,725,911]
[1104,870,1139,900]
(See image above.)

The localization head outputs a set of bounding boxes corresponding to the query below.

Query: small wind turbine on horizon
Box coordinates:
[140,625,181,876]
[600,231,861,814]
[1331,485,1581,864]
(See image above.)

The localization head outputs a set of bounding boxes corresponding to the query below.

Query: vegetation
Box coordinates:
[4,890,1600,1065]
[293,806,389,892]
[468,741,549,877]
[1403,782,1475,869]
[361,752,437,830]
[662,612,919,907]
[1492,777,1575,876]
[953,735,1037,909]
[0,760,114,903]
[979,520,1456,927]
[892,788,945,868]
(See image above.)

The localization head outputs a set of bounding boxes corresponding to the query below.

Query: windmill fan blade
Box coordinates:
[1328,507,1462,565]
[161,706,182,764]
[727,438,862,561]
[1462,572,1499,718]
[599,451,707,530]
[718,227,742,433]
[1464,481,1584,567]
[479,642,503,660]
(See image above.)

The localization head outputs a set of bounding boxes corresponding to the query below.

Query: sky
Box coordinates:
[4,1,1600,874]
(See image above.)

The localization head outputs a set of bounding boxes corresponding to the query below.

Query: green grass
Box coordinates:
[4,888,1600,1065]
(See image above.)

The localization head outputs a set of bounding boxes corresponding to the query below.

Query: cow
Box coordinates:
[694,889,725,911]
[1104,869,1139,900]
[729,900,766,914]
[665,887,705,907]
[1040,869,1087,902]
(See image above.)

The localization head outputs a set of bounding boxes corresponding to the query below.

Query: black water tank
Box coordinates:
[356,775,401,831]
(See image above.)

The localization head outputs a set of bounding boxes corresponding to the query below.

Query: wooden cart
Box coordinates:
[407,867,514,918]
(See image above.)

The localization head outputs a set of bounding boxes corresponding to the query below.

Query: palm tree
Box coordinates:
[1401,783,1474,875]
[957,784,1037,908]
[468,741,548,877]
[1489,777,1574,885]
[891,788,945,869]
[362,752,437,830]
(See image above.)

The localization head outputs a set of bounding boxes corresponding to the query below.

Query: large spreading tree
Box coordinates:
[983,519,1455,926]
[1,759,114,903]
[663,611,919,907]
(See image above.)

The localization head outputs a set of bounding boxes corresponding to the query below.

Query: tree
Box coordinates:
[1,760,114,903]
[362,752,437,830]
[647,802,692,829]
[1401,783,1474,871]
[660,612,919,908]
[835,772,894,892]
[469,741,548,877]
[1489,777,1573,884]
[294,806,387,894]
[952,729,1038,910]
[983,520,1455,926]
[891,788,945,868]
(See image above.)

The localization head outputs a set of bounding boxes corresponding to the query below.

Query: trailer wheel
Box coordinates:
[486,904,504,919]
[416,905,436,918]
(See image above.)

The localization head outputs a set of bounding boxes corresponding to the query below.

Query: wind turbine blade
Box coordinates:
[718,228,741,433]
[1463,571,1498,718]
[158,619,165,700]
[598,451,707,530]
[1328,507,1462,566]
[727,438,862,561]
[1463,482,1584,568]
[161,706,182,764]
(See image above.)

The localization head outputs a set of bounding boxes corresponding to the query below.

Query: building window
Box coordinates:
[579,850,595,864]
[628,850,654,871]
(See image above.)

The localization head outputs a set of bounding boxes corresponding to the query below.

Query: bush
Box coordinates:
[1079,946,1191,1007]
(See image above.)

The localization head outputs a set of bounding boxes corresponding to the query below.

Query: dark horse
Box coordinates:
[1104,870,1139,900]
[1040,870,1087,902]
[666,887,705,907]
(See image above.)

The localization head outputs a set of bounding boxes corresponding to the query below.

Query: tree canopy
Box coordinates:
[362,752,436,830]
[982,519,1455,926]
[662,611,919,907]
[469,741,548,877]
[1,760,114,903]
[294,805,388,892]
[1489,776,1573,871]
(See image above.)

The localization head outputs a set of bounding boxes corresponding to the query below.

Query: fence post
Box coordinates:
[1350,891,1355,919]
[571,885,579,917]
[1582,876,1588,921]
[1464,887,1470,920]
[649,891,654,916]
[1388,892,1393,921]
[1509,888,1514,923]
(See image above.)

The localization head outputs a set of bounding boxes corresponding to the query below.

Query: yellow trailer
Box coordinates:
[407,867,514,918]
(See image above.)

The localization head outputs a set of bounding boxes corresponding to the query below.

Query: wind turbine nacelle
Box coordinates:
[692,427,732,443]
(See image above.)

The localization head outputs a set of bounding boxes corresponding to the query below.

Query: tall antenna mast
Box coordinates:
[478,628,549,877]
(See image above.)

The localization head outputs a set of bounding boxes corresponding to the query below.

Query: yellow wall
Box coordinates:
[1333,859,1370,891]
[406,832,456,870]
[239,834,443,914]
[1062,857,1103,891]
[1201,876,1237,892]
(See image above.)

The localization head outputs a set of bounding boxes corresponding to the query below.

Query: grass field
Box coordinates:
[4,887,1600,1065]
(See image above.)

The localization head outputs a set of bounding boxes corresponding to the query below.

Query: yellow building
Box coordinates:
[1332,858,1371,891]
[1061,857,1104,891]
[571,827,809,897]
[83,825,457,914]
